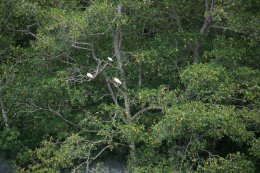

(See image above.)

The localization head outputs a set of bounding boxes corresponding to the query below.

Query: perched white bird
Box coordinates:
[87,73,94,79]
[112,77,122,85]
[108,57,113,62]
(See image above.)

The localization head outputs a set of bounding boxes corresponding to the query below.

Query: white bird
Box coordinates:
[108,57,113,62]
[87,73,94,79]
[112,77,122,85]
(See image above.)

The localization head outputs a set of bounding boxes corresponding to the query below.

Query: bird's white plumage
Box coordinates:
[113,77,122,85]
[108,57,113,62]
[87,73,94,79]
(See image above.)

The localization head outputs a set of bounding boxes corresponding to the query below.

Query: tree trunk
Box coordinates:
[138,63,142,86]
[113,3,136,164]
[0,92,10,130]
[113,4,131,119]
[193,0,215,63]
[193,42,200,63]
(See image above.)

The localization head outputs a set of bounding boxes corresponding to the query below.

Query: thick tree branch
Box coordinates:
[138,63,142,86]
[91,44,118,106]
[130,106,162,121]
[113,4,131,119]
[200,0,215,35]
[0,93,9,130]
[23,99,80,127]
[193,0,215,63]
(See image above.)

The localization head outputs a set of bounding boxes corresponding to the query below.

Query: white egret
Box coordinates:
[87,73,94,79]
[108,57,113,62]
[112,77,122,85]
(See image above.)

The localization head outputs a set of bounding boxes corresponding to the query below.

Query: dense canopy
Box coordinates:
[0,0,259,172]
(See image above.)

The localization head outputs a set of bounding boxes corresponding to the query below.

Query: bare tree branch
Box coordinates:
[91,44,118,106]
[200,0,215,35]
[138,63,142,86]
[21,99,80,127]
[0,92,9,130]
[130,106,162,121]
[113,4,131,119]
[193,0,215,63]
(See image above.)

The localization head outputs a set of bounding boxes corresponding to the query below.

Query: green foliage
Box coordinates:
[0,130,20,156]
[250,139,260,159]
[181,63,235,102]
[199,153,255,173]
[0,0,259,172]
[232,67,260,108]
[155,102,252,143]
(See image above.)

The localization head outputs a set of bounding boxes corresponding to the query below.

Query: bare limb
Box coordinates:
[21,99,80,127]
[74,144,110,173]
[179,138,192,171]
[200,0,215,35]
[0,93,10,130]
[130,106,162,121]
[47,106,79,127]
[113,4,131,119]
[193,0,215,63]
[71,44,92,51]
[91,44,118,105]
[138,63,142,86]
